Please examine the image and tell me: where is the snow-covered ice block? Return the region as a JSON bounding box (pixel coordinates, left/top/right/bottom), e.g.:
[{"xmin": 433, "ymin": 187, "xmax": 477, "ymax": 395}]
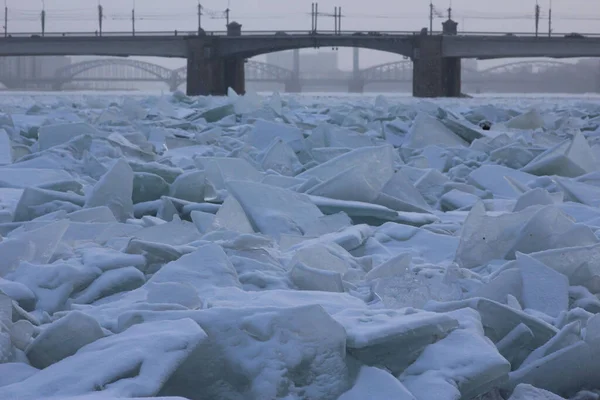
[
  {"xmin": 338, "ymin": 366, "xmax": 416, "ymax": 400},
  {"xmin": 496, "ymin": 323, "xmax": 535, "ymax": 369},
  {"xmin": 468, "ymin": 165, "xmax": 536, "ymax": 198},
  {"xmin": 0, "ymin": 220, "xmax": 69, "ymax": 276},
  {"xmin": 517, "ymin": 253, "xmax": 568, "ymax": 318},
  {"xmin": 0, "ymin": 319, "xmax": 206, "ymax": 399},
  {"xmin": 522, "ymin": 133, "xmax": 598, "ymax": 177},
  {"xmin": 405, "ymin": 112, "xmax": 468, "ymax": 148},
  {"xmin": 8, "ymin": 259, "xmax": 99, "ymax": 316},
  {"xmin": 227, "ymin": 180, "xmax": 324, "ymax": 238},
  {"xmin": 508, "ymin": 384, "xmax": 566, "ymax": 400},
  {"xmin": 25, "ymin": 311, "xmax": 105, "ymax": 369},
  {"xmin": 336, "ymin": 309, "xmax": 458, "ymax": 375},
  {"xmin": 38, "ymin": 122, "xmax": 101, "ymax": 151},
  {"xmin": 158, "ymin": 305, "xmax": 350, "ymax": 400},
  {"xmin": 309, "ymin": 195, "xmax": 438, "ymax": 226},
  {"xmin": 0, "ymin": 363, "xmax": 38, "ymax": 387},
  {"xmin": 507, "ymin": 337, "xmax": 600, "ymax": 397},
  {"xmin": 290, "ymin": 262, "xmax": 345, "ymax": 292},
  {"xmin": 399, "ymin": 309, "xmax": 511, "ymax": 400},
  {"xmin": 149, "ymin": 243, "xmax": 240, "ymax": 292},
  {"xmin": 425, "ymin": 298, "xmax": 558, "ymax": 345},
  {"xmin": 72, "ymin": 267, "xmax": 146, "ymax": 304},
  {"xmin": 85, "ymin": 159, "xmax": 133, "ymax": 222}
]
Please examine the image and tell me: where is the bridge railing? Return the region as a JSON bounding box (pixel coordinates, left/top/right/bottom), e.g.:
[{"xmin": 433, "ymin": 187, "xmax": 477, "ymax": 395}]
[{"xmin": 1, "ymin": 30, "xmax": 600, "ymax": 38}]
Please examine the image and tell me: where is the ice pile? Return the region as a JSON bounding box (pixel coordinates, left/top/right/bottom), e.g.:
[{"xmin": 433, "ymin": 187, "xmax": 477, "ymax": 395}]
[{"xmin": 0, "ymin": 91, "xmax": 600, "ymax": 399}]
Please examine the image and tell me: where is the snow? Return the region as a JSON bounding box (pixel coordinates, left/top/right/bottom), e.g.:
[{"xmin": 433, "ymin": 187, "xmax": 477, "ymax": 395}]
[{"xmin": 1, "ymin": 91, "xmax": 600, "ymax": 399}]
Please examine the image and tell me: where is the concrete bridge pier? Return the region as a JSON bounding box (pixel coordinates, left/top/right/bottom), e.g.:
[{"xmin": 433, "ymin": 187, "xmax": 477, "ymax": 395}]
[
  {"xmin": 413, "ymin": 19, "xmax": 462, "ymax": 98},
  {"xmin": 412, "ymin": 36, "xmax": 462, "ymax": 98},
  {"xmin": 284, "ymin": 79, "xmax": 302, "ymax": 93},
  {"xmin": 186, "ymin": 21, "xmax": 246, "ymax": 96},
  {"xmin": 348, "ymin": 79, "xmax": 364, "ymax": 93}
]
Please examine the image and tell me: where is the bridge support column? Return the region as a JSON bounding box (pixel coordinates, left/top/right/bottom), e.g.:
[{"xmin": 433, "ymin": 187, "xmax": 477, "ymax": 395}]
[
  {"xmin": 185, "ymin": 21, "xmax": 246, "ymax": 97},
  {"xmin": 412, "ymin": 35, "xmax": 461, "ymax": 98},
  {"xmin": 285, "ymin": 79, "xmax": 302, "ymax": 93},
  {"xmin": 348, "ymin": 79, "xmax": 364, "ymax": 93}
]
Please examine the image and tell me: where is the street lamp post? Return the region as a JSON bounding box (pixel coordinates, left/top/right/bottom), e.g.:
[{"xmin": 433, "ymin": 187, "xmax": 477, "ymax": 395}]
[{"xmin": 132, "ymin": 0, "xmax": 135, "ymax": 36}]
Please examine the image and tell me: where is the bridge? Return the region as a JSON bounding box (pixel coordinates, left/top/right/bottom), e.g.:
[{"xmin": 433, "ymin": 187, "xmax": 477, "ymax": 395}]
[
  {"xmin": 4, "ymin": 57, "xmax": 591, "ymax": 94},
  {"xmin": 2, "ymin": 20, "xmax": 600, "ymax": 97}
]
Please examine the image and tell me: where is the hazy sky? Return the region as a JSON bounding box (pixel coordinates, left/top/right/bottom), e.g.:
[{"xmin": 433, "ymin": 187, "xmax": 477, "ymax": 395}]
[{"xmin": 5, "ymin": 0, "xmax": 600, "ymax": 69}]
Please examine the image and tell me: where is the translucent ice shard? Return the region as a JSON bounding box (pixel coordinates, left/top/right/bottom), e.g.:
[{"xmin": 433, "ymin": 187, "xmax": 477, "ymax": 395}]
[
  {"xmin": 85, "ymin": 159, "xmax": 134, "ymax": 222},
  {"xmin": 405, "ymin": 112, "xmax": 468, "ymax": 149}
]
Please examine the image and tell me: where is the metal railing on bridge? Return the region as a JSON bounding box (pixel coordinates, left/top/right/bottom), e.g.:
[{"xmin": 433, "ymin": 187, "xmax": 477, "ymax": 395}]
[{"xmin": 1, "ymin": 30, "xmax": 600, "ymax": 38}]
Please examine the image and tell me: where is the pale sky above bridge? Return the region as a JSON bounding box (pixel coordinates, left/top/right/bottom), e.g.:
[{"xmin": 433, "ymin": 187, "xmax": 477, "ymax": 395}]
[{"xmin": 5, "ymin": 0, "xmax": 600, "ymax": 69}]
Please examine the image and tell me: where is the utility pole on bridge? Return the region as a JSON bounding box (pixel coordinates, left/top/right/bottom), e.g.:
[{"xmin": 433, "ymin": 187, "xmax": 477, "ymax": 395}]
[
  {"xmin": 3, "ymin": 0, "xmax": 6, "ymax": 37},
  {"xmin": 131, "ymin": 0, "xmax": 135, "ymax": 36},
  {"xmin": 97, "ymin": 3, "xmax": 103, "ymax": 36},
  {"xmin": 548, "ymin": 0, "xmax": 552, "ymax": 37},
  {"xmin": 40, "ymin": 0, "xmax": 45, "ymax": 36},
  {"xmin": 197, "ymin": 3, "xmax": 202, "ymax": 34},
  {"xmin": 311, "ymin": 2, "xmax": 319, "ymax": 33},
  {"xmin": 534, "ymin": 1, "xmax": 540, "ymax": 37}
]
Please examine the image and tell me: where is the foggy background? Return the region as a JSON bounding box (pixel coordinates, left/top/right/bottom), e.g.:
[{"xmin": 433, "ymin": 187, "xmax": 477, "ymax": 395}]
[{"xmin": 3, "ymin": 0, "xmax": 600, "ymax": 70}]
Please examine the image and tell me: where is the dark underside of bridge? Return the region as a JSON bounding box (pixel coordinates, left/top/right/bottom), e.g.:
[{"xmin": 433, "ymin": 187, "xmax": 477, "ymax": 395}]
[{"xmin": 185, "ymin": 23, "xmax": 461, "ymax": 98}]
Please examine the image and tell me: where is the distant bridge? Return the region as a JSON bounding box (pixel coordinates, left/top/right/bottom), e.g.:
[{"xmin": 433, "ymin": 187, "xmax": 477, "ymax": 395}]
[
  {"xmin": 3, "ymin": 25, "xmax": 600, "ymax": 97},
  {"xmin": 0, "ymin": 57, "xmax": 591, "ymax": 93}
]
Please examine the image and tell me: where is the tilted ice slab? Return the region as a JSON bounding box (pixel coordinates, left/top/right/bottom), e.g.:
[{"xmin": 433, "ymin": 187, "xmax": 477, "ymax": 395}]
[
  {"xmin": 0, "ymin": 319, "xmax": 206, "ymax": 400},
  {"xmin": 405, "ymin": 112, "xmax": 468, "ymax": 148},
  {"xmin": 522, "ymin": 132, "xmax": 598, "ymax": 177}
]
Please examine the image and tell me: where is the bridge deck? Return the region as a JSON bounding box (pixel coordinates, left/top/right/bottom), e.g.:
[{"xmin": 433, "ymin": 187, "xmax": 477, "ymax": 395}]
[{"xmin": 0, "ymin": 32, "xmax": 600, "ymax": 59}]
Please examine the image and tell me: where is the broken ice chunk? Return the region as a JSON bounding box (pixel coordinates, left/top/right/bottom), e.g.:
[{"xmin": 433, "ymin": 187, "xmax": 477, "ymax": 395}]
[
  {"xmin": 25, "ymin": 311, "xmax": 105, "ymax": 369},
  {"xmin": 338, "ymin": 366, "xmax": 416, "ymax": 400},
  {"xmin": 248, "ymin": 119, "xmax": 305, "ymax": 152},
  {"xmin": 169, "ymin": 170, "xmax": 206, "ymax": 203},
  {"xmin": 522, "ymin": 133, "xmax": 598, "ymax": 178},
  {"xmin": 468, "ymin": 165, "xmax": 536, "ymax": 198},
  {"xmin": 508, "ymin": 384, "xmax": 566, "ymax": 400},
  {"xmin": 85, "ymin": 159, "xmax": 133, "ymax": 222},
  {"xmin": 290, "ymin": 262, "xmax": 345, "ymax": 292},
  {"xmin": 519, "ymin": 254, "xmax": 571, "ymax": 317},
  {"xmin": 337, "ymin": 308, "xmax": 458, "ymax": 375},
  {"xmin": 399, "ymin": 312, "xmax": 511, "ymax": 400},
  {"xmin": 0, "ymin": 319, "xmax": 206, "ymax": 399},
  {"xmin": 405, "ymin": 112, "xmax": 468, "ymax": 148},
  {"xmin": 227, "ymin": 180, "xmax": 324, "ymax": 238},
  {"xmin": 37, "ymin": 122, "xmax": 102, "ymax": 151},
  {"xmin": 0, "ymin": 220, "xmax": 69, "ymax": 276},
  {"xmin": 505, "ymin": 109, "xmax": 544, "ymax": 130},
  {"xmin": 260, "ymin": 138, "xmax": 302, "ymax": 176}
]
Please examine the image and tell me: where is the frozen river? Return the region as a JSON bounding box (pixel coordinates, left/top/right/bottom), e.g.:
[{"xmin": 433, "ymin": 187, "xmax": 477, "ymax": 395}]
[{"xmin": 0, "ymin": 89, "xmax": 598, "ymax": 399}]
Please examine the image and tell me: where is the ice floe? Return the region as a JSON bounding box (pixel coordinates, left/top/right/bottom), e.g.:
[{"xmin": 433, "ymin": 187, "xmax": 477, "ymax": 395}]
[{"xmin": 0, "ymin": 91, "xmax": 598, "ymax": 399}]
